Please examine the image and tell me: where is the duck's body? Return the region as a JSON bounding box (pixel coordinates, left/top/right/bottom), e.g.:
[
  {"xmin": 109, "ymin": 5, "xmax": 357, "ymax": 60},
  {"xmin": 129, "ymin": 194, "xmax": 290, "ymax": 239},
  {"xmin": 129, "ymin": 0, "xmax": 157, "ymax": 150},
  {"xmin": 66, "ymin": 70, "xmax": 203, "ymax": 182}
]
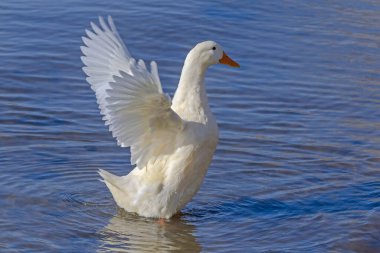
[
  {"xmin": 101, "ymin": 124, "xmax": 218, "ymax": 218},
  {"xmin": 81, "ymin": 16, "xmax": 238, "ymax": 218}
]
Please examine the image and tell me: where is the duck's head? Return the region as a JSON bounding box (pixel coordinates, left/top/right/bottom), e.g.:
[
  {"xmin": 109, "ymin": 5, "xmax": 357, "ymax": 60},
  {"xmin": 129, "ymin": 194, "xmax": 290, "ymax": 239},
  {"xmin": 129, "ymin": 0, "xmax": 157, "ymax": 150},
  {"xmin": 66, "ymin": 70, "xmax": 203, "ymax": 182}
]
[{"xmin": 189, "ymin": 41, "xmax": 240, "ymax": 68}]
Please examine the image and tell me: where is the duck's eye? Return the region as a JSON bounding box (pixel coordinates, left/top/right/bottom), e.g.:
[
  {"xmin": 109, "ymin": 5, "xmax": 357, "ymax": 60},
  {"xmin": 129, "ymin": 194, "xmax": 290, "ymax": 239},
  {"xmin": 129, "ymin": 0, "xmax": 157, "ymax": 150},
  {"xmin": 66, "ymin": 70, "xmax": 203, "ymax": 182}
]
[{"xmin": 212, "ymin": 46, "xmax": 216, "ymax": 50}]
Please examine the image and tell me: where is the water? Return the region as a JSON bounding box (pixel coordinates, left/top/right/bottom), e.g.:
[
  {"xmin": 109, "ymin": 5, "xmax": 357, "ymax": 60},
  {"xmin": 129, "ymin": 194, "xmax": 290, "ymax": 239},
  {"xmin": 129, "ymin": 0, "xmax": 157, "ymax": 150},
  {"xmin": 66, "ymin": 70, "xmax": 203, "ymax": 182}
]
[{"xmin": 1, "ymin": 0, "xmax": 380, "ymax": 252}]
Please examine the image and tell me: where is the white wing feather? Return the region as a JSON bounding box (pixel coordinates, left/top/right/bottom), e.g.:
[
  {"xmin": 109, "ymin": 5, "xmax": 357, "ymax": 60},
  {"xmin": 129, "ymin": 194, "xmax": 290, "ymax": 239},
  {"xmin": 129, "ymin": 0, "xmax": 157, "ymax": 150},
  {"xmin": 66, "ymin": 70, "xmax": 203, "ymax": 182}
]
[{"xmin": 81, "ymin": 16, "xmax": 183, "ymax": 168}]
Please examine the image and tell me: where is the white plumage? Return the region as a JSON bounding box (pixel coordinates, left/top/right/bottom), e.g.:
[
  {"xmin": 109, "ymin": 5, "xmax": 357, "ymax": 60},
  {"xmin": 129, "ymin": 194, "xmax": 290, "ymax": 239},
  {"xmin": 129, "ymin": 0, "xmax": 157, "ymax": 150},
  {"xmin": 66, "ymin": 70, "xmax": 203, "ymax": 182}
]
[{"xmin": 81, "ymin": 16, "xmax": 239, "ymax": 218}]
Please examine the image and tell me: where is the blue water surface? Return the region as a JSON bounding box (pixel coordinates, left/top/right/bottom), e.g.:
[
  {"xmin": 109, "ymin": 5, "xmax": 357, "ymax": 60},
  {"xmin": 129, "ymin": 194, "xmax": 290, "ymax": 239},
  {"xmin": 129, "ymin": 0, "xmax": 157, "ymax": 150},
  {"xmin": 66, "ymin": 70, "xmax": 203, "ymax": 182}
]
[{"xmin": 1, "ymin": 0, "xmax": 380, "ymax": 252}]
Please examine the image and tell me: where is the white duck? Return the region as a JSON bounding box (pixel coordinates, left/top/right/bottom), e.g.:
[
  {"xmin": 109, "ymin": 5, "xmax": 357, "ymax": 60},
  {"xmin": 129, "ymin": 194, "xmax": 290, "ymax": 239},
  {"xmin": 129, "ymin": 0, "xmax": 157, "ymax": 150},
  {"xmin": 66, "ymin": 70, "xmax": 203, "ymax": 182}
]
[{"xmin": 81, "ymin": 16, "xmax": 239, "ymax": 219}]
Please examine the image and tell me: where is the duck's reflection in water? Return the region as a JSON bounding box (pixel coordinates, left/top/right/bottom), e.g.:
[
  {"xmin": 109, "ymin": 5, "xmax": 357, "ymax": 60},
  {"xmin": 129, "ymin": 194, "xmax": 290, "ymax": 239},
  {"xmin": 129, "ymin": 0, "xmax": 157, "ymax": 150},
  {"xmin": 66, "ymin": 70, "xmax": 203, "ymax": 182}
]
[{"xmin": 98, "ymin": 209, "xmax": 201, "ymax": 253}]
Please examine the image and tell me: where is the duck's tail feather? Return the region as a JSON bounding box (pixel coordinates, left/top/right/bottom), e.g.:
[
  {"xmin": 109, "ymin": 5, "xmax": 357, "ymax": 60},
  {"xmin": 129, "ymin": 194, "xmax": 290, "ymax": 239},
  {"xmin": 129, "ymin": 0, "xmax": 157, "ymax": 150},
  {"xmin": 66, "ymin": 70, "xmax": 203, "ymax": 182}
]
[
  {"xmin": 98, "ymin": 169, "xmax": 129, "ymax": 208},
  {"xmin": 98, "ymin": 169, "xmax": 119, "ymax": 188}
]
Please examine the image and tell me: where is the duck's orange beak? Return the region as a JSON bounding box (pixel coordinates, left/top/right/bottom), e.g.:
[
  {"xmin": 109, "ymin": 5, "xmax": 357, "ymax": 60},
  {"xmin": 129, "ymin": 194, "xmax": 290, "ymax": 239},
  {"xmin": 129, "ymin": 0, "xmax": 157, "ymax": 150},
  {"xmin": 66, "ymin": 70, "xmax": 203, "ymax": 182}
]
[{"xmin": 219, "ymin": 51, "xmax": 240, "ymax": 68}]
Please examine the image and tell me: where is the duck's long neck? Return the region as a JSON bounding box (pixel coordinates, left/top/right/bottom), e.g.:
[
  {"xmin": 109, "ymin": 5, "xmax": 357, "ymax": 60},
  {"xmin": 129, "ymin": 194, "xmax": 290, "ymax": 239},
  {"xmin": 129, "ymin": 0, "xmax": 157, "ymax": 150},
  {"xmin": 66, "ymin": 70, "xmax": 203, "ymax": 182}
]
[{"xmin": 172, "ymin": 55, "xmax": 211, "ymax": 122}]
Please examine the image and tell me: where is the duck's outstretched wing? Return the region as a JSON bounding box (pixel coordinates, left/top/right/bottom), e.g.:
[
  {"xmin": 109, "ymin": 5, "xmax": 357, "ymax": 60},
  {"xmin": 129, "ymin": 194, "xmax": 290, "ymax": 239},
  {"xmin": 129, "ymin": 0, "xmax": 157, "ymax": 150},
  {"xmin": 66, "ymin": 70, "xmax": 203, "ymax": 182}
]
[{"xmin": 81, "ymin": 16, "xmax": 184, "ymax": 169}]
